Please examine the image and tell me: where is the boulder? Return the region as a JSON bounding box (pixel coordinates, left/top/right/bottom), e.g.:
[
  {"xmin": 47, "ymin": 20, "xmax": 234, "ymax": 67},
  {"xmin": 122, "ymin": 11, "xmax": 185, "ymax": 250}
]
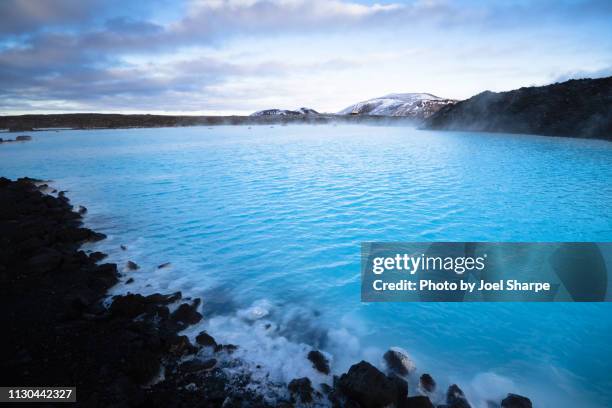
[
  {"xmin": 308, "ymin": 350, "xmax": 330, "ymax": 374},
  {"xmin": 89, "ymin": 251, "xmax": 107, "ymax": 262},
  {"xmin": 171, "ymin": 302, "xmax": 202, "ymax": 325},
  {"xmin": 288, "ymin": 377, "xmax": 313, "ymax": 403},
  {"xmin": 338, "ymin": 360, "xmax": 402, "ymax": 408},
  {"xmin": 419, "ymin": 373, "xmax": 436, "ymax": 393},
  {"xmin": 446, "ymin": 384, "xmax": 471, "ymax": 408},
  {"xmin": 388, "ymin": 374, "xmax": 408, "ymax": 405},
  {"xmin": 404, "ymin": 396, "xmax": 434, "ymax": 408},
  {"xmin": 126, "ymin": 261, "xmax": 139, "ymax": 270},
  {"xmin": 195, "ymin": 331, "xmax": 217, "ymax": 348},
  {"xmin": 501, "ymin": 394, "xmax": 532, "ymax": 408},
  {"xmin": 383, "ymin": 347, "xmax": 415, "ymax": 376}
]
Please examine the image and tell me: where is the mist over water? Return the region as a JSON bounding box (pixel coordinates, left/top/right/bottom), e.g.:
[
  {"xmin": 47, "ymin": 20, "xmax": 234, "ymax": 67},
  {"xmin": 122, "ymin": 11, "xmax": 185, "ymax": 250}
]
[{"xmin": 1, "ymin": 125, "xmax": 611, "ymax": 407}]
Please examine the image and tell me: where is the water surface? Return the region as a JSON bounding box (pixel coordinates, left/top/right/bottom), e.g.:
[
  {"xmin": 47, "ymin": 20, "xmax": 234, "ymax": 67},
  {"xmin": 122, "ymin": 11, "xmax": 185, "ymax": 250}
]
[{"xmin": 1, "ymin": 125, "xmax": 611, "ymax": 407}]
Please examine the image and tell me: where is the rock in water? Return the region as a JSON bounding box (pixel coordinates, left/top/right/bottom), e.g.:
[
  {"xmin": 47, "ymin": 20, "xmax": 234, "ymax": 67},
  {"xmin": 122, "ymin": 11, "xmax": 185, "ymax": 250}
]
[
  {"xmin": 16, "ymin": 135, "xmax": 32, "ymax": 141},
  {"xmin": 501, "ymin": 394, "xmax": 532, "ymax": 408},
  {"xmin": 446, "ymin": 384, "xmax": 471, "ymax": 408},
  {"xmin": 338, "ymin": 360, "xmax": 403, "ymax": 408},
  {"xmin": 195, "ymin": 331, "xmax": 217, "ymax": 348},
  {"xmin": 171, "ymin": 302, "xmax": 202, "ymax": 325},
  {"xmin": 388, "ymin": 374, "xmax": 408, "ymax": 405},
  {"xmin": 307, "ymin": 350, "xmax": 330, "ymax": 374},
  {"xmin": 419, "ymin": 373, "xmax": 436, "ymax": 393},
  {"xmin": 383, "ymin": 347, "xmax": 415, "ymax": 376},
  {"xmin": 158, "ymin": 262, "xmax": 171, "ymax": 269},
  {"xmin": 126, "ymin": 260, "xmax": 139, "ymax": 270},
  {"xmin": 405, "ymin": 395, "xmax": 435, "ymax": 407},
  {"xmin": 288, "ymin": 377, "xmax": 313, "ymax": 403}
]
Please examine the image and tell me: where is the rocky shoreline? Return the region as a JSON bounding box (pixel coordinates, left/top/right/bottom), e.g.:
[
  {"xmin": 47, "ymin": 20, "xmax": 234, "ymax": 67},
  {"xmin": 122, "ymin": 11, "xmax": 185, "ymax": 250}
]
[
  {"xmin": 0, "ymin": 113, "xmax": 416, "ymax": 132},
  {"xmin": 0, "ymin": 177, "xmax": 533, "ymax": 407}
]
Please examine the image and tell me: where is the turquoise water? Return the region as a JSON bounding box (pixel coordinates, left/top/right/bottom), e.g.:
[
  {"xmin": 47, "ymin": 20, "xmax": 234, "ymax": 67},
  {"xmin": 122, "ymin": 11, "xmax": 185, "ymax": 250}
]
[{"xmin": 1, "ymin": 125, "xmax": 611, "ymax": 407}]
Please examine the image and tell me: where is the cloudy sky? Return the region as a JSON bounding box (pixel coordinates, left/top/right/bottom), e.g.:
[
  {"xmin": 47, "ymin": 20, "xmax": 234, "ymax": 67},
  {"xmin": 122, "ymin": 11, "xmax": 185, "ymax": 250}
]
[{"xmin": 1, "ymin": 0, "xmax": 611, "ymax": 115}]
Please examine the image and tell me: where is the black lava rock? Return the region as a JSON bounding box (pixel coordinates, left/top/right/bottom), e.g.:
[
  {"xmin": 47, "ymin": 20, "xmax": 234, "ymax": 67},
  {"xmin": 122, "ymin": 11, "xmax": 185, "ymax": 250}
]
[
  {"xmin": 419, "ymin": 373, "xmax": 436, "ymax": 393},
  {"xmin": 446, "ymin": 384, "xmax": 471, "ymax": 408},
  {"xmin": 195, "ymin": 331, "xmax": 217, "ymax": 348},
  {"xmin": 308, "ymin": 350, "xmax": 330, "ymax": 374},
  {"xmin": 501, "ymin": 394, "xmax": 532, "ymax": 408},
  {"xmin": 338, "ymin": 360, "xmax": 403, "ymax": 408},
  {"xmin": 288, "ymin": 377, "xmax": 313, "ymax": 403}
]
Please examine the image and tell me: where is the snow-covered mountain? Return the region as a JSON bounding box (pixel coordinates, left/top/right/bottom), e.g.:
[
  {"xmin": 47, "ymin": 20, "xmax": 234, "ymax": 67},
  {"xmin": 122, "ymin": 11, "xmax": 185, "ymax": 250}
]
[
  {"xmin": 338, "ymin": 93, "xmax": 457, "ymax": 119},
  {"xmin": 250, "ymin": 107, "xmax": 318, "ymax": 116}
]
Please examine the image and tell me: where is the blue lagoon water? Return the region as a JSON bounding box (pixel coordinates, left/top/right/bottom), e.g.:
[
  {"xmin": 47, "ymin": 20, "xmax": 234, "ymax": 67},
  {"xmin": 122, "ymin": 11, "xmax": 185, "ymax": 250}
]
[{"xmin": 1, "ymin": 125, "xmax": 611, "ymax": 407}]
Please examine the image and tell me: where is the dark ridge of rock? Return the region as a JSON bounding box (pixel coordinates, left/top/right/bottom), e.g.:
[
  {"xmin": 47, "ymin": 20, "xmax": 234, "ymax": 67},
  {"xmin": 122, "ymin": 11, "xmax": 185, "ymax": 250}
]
[
  {"xmin": 446, "ymin": 384, "xmax": 471, "ymax": 408},
  {"xmin": 0, "ymin": 112, "xmax": 418, "ymax": 131},
  {"xmin": 179, "ymin": 358, "xmax": 217, "ymax": 374},
  {"xmin": 404, "ymin": 395, "xmax": 434, "ymax": 408},
  {"xmin": 388, "ymin": 374, "xmax": 408, "ymax": 405},
  {"xmin": 426, "ymin": 76, "xmax": 612, "ymax": 140},
  {"xmin": 338, "ymin": 360, "xmax": 403, "ymax": 408},
  {"xmin": 501, "ymin": 394, "xmax": 532, "ymax": 408},
  {"xmin": 171, "ymin": 301, "xmax": 203, "ymax": 326},
  {"xmin": 308, "ymin": 350, "xmax": 331, "ymax": 374},
  {"xmin": 89, "ymin": 251, "xmax": 107, "ymax": 262},
  {"xmin": 195, "ymin": 331, "xmax": 218, "ymax": 348},
  {"xmin": 419, "ymin": 373, "xmax": 436, "ymax": 392},
  {"xmin": 0, "ymin": 177, "xmax": 272, "ymax": 407},
  {"xmin": 0, "ymin": 135, "xmax": 33, "ymax": 143},
  {"xmin": 288, "ymin": 377, "xmax": 314, "ymax": 403},
  {"xmin": 126, "ymin": 260, "xmax": 139, "ymax": 270},
  {"xmin": 383, "ymin": 348, "xmax": 414, "ymax": 376}
]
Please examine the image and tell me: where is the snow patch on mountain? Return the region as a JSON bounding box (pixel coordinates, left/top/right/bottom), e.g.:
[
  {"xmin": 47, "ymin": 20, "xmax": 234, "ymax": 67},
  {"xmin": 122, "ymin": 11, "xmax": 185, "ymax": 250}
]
[
  {"xmin": 338, "ymin": 93, "xmax": 457, "ymax": 118},
  {"xmin": 250, "ymin": 107, "xmax": 319, "ymax": 116}
]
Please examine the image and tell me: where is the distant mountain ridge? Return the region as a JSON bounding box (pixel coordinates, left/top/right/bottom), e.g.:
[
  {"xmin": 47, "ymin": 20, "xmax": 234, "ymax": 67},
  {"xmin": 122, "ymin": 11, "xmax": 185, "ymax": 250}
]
[
  {"xmin": 250, "ymin": 107, "xmax": 318, "ymax": 116},
  {"xmin": 426, "ymin": 77, "xmax": 612, "ymax": 140},
  {"xmin": 338, "ymin": 93, "xmax": 457, "ymax": 119}
]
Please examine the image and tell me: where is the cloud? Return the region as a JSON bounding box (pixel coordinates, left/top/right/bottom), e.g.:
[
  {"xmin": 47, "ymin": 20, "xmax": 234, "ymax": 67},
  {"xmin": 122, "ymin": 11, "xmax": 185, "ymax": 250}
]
[{"xmin": 1, "ymin": 0, "xmax": 612, "ymax": 114}]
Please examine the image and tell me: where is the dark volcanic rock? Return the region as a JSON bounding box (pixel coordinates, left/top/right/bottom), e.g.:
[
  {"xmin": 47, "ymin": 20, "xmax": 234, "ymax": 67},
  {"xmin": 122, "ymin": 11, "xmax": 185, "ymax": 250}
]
[
  {"xmin": 195, "ymin": 331, "xmax": 217, "ymax": 348},
  {"xmin": 288, "ymin": 377, "xmax": 313, "ymax": 403},
  {"xmin": 388, "ymin": 374, "xmax": 408, "ymax": 405},
  {"xmin": 404, "ymin": 395, "xmax": 434, "ymax": 408},
  {"xmin": 126, "ymin": 260, "xmax": 139, "ymax": 270},
  {"xmin": 0, "ymin": 177, "xmax": 273, "ymax": 408},
  {"xmin": 89, "ymin": 251, "xmax": 107, "ymax": 262},
  {"xmin": 338, "ymin": 360, "xmax": 403, "ymax": 408},
  {"xmin": 426, "ymin": 76, "xmax": 612, "ymax": 140},
  {"xmin": 171, "ymin": 302, "xmax": 203, "ymax": 326},
  {"xmin": 180, "ymin": 358, "xmax": 217, "ymax": 373},
  {"xmin": 419, "ymin": 373, "xmax": 436, "ymax": 393},
  {"xmin": 501, "ymin": 394, "xmax": 532, "ymax": 408},
  {"xmin": 308, "ymin": 350, "xmax": 330, "ymax": 374},
  {"xmin": 446, "ymin": 384, "xmax": 471, "ymax": 408},
  {"xmin": 383, "ymin": 348, "xmax": 414, "ymax": 376}
]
